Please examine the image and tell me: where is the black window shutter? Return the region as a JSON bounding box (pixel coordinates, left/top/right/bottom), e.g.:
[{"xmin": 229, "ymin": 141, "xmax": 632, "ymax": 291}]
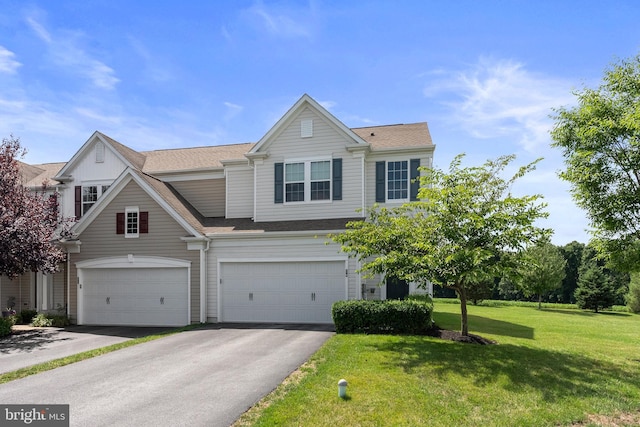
[
  {"xmin": 75, "ymin": 186, "xmax": 82, "ymax": 218},
  {"xmin": 332, "ymin": 158, "xmax": 342, "ymax": 201},
  {"xmin": 140, "ymin": 212, "xmax": 149, "ymax": 233},
  {"xmin": 116, "ymin": 213, "xmax": 125, "ymax": 234},
  {"xmin": 274, "ymin": 162, "xmax": 284, "ymax": 204},
  {"xmin": 410, "ymin": 158, "xmax": 421, "ymax": 201},
  {"xmin": 375, "ymin": 161, "xmax": 386, "ymax": 203}
]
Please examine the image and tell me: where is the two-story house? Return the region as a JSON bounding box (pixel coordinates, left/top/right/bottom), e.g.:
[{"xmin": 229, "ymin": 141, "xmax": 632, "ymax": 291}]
[{"xmin": 1, "ymin": 94, "xmax": 435, "ymax": 326}]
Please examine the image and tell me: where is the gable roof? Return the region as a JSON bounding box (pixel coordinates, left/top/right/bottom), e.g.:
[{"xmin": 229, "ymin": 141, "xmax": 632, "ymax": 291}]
[
  {"xmin": 72, "ymin": 167, "xmax": 204, "ymax": 237},
  {"xmin": 248, "ymin": 94, "xmax": 369, "ymax": 155},
  {"xmin": 54, "ymin": 131, "xmax": 146, "ymax": 181}
]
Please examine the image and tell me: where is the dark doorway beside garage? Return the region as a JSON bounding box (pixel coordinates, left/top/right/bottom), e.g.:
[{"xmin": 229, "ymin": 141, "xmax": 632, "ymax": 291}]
[{"xmin": 386, "ymin": 276, "xmax": 409, "ymax": 300}]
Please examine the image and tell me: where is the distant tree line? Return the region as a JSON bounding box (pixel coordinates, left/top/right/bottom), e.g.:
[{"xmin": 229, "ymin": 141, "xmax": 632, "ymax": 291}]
[{"xmin": 433, "ymin": 241, "xmax": 630, "ymax": 312}]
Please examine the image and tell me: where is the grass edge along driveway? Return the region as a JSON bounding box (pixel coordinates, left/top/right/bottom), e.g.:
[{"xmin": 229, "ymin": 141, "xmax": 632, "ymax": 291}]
[
  {"xmin": 234, "ymin": 303, "xmax": 640, "ymax": 427},
  {"xmin": 0, "ymin": 324, "xmax": 202, "ymax": 384}
]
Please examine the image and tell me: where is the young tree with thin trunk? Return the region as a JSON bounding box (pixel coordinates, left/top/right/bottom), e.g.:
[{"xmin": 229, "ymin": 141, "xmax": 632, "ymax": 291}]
[
  {"xmin": 514, "ymin": 242, "xmax": 566, "ymax": 309},
  {"xmin": 0, "ymin": 136, "xmax": 66, "ymax": 278},
  {"xmin": 332, "ymin": 154, "xmax": 550, "ymax": 336}
]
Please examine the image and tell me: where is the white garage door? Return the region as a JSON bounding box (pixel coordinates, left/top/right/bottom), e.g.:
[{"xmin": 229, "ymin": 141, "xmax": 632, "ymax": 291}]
[
  {"xmin": 81, "ymin": 267, "xmax": 189, "ymax": 326},
  {"xmin": 220, "ymin": 260, "xmax": 346, "ymax": 323}
]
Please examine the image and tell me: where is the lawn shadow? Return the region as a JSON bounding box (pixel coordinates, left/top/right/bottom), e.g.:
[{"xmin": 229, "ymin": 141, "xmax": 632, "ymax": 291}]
[
  {"xmin": 433, "ymin": 312, "xmax": 534, "ymax": 339},
  {"xmin": 374, "ymin": 337, "xmax": 640, "ymax": 404}
]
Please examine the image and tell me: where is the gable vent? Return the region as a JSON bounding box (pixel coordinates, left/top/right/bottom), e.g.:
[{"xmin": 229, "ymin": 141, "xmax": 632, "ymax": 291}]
[
  {"xmin": 301, "ymin": 119, "xmax": 313, "ymax": 138},
  {"xmin": 95, "ymin": 142, "xmax": 105, "ymax": 163}
]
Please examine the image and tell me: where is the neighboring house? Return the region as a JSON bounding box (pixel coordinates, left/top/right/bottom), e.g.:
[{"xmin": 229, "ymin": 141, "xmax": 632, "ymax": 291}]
[{"xmin": 0, "ymin": 94, "xmax": 435, "ymax": 326}]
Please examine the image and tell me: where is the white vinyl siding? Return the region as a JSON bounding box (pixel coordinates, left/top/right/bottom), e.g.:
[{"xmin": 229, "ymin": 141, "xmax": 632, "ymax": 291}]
[
  {"xmin": 254, "ymin": 108, "xmax": 362, "ymax": 221},
  {"xmin": 170, "ymin": 178, "xmax": 226, "ymax": 217},
  {"xmin": 226, "ymin": 168, "xmax": 254, "ymax": 218},
  {"xmin": 68, "ymin": 181, "xmax": 200, "ymax": 323}
]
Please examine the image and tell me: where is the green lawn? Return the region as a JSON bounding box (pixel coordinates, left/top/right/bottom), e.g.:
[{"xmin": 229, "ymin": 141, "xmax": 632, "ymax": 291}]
[{"xmin": 235, "ymin": 303, "xmax": 640, "ymax": 427}]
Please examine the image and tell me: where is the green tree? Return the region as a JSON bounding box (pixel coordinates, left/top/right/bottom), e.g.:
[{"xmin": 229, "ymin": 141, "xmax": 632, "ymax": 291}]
[
  {"xmin": 575, "ymin": 246, "xmax": 624, "ymax": 312},
  {"xmin": 332, "ymin": 154, "xmax": 550, "ymax": 336},
  {"xmin": 556, "ymin": 241, "xmax": 584, "ymax": 303},
  {"xmin": 626, "ymin": 272, "xmax": 640, "ymax": 313},
  {"xmin": 551, "ymin": 54, "xmax": 640, "ymax": 269},
  {"xmin": 513, "ymin": 242, "xmax": 566, "ymax": 309}
]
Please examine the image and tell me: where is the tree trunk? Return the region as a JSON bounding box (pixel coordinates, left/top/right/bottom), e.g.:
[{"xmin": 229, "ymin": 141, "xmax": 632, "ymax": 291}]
[
  {"xmin": 458, "ymin": 285, "xmax": 469, "ymax": 336},
  {"xmin": 538, "ymin": 294, "xmax": 542, "ymax": 310}
]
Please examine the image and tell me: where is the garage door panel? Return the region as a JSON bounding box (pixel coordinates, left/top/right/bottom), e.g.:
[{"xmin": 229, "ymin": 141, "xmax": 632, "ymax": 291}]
[
  {"xmin": 81, "ymin": 267, "xmax": 188, "ymax": 327},
  {"xmin": 220, "ymin": 261, "xmax": 346, "ymax": 323}
]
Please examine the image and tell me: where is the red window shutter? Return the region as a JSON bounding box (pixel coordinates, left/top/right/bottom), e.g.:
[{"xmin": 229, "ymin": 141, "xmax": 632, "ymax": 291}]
[
  {"xmin": 116, "ymin": 213, "xmax": 125, "ymax": 234},
  {"xmin": 75, "ymin": 186, "xmax": 82, "ymax": 218},
  {"xmin": 140, "ymin": 211, "xmax": 149, "ymax": 233}
]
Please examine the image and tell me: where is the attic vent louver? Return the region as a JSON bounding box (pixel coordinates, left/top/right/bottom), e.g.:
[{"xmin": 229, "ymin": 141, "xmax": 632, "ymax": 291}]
[
  {"xmin": 301, "ymin": 119, "xmax": 313, "ymax": 138},
  {"xmin": 95, "ymin": 142, "xmax": 105, "ymax": 163}
]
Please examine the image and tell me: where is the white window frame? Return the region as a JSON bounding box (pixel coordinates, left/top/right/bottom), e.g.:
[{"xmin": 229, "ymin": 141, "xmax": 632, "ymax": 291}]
[
  {"xmin": 284, "ymin": 158, "xmax": 332, "ymax": 203},
  {"xmin": 82, "ymin": 182, "xmax": 111, "ymax": 214},
  {"xmin": 125, "ymin": 206, "xmax": 140, "ymax": 238},
  {"xmin": 386, "ymin": 160, "xmax": 409, "ymax": 202}
]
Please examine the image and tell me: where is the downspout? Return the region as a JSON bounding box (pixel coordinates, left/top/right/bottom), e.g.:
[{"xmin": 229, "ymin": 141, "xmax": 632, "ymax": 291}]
[
  {"xmin": 66, "ymin": 253, "xmax": 70, "ymax": 318},
  {"xmin": 200, "ymin": 239, "xmax": 210, "ymax": 323}
]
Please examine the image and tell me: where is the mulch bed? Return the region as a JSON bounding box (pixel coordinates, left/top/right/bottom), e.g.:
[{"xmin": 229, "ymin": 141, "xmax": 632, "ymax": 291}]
[{"xmin": 426, "ymin": 326, "xmax": 497, "ymax": 345}]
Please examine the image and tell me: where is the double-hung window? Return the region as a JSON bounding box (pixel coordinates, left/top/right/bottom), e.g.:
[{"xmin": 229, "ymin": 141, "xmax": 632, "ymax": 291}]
[
  {"xmin": 375, "ymin": 159, "xmax": 421, "ymax": 203},
  {"xmin": 116, "ymin": 207, "xmax": 148, "ymax": 237},
  {"xmin": 275, "ymin": 158, "xmax": 342, "ymax": 204},
  {"xmin": 285, "ymin": 162, "xmax": 305, "ymax": 202},
  {"xmin": 282, "ymin": 160, "xmax": 332, "ymax": 202},
  {"xmin": 387, "ymin": 160, "xmax": 408, "ymax": 200},
  {"xmin": 80, "ymin": 184, "xmax": 110, "ymax": 216},
  {"xmin": 125, "ymin": 207, "xmax": 139, "ymax": 238}
]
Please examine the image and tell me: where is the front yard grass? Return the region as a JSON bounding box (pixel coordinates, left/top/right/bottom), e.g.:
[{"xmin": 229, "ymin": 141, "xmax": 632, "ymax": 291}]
[{"xmin": 235, "ymin": 303, "xmax": 640, "ymax": 427}]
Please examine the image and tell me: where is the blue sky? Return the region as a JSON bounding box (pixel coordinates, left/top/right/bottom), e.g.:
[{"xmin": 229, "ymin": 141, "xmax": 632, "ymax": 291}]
[{"xmin": 1, "ymin": 1, "xmax": 639, "ymax": 245}]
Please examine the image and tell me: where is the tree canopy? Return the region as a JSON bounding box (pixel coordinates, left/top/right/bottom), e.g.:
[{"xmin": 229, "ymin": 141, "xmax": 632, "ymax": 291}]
[
  {"xmin": 332, "ymin": 154, "xmax": 550, "ymax": 336},
  {"xmin": 513, "ymin": 241, "xmax": 566, "ymax": 309},
  {"xmin": 0, "ymin": 136, "xmax": 66, "ymax": 278},
  {"xmin": 551, "ymin": 54, "xmax": 640, "ymax": 269}
]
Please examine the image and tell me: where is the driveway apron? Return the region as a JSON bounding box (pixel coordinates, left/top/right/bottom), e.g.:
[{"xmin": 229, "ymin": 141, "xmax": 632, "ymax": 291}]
[{"xmin": 0, "ymin": 324, "xmax": 333, "ymax": 426}]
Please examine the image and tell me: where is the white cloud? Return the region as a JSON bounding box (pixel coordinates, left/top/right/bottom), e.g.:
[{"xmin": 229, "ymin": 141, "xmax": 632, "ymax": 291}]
[
  {"xmin": 318, "ymin": 100, "xmax": 336, "ymax": 110},
  {"xmin": 424, "ymin": 57, "xmax": 575, "ymax": 152},
  {"xmin": 247, "ymin": 1, "xmax": 313, "ymax": 38},
  {"xmin": 0, "ymin": 46, "xmax": 21, "ymax": 73},
  {"xmin": 25, "ymin": 13, "xmax": 120, "ymax": 90},
  {"xmin": 223, "ymin": 102, "xmax": 243, "ymax": 121}
]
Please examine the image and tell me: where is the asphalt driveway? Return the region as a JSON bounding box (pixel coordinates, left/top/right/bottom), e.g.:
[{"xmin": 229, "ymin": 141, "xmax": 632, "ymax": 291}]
[{"xmin": 0, "ymin": 324, "xmax": 334, "ymax": 426}]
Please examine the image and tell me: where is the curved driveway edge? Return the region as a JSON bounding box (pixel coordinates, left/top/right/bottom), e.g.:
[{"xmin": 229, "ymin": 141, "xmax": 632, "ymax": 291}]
[{"xmin": 0, "ymin": 324, "xmax": 334, "ymax": 426}]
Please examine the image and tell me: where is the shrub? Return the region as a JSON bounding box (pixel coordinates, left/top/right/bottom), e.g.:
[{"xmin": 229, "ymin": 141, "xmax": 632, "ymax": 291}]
[
  {"xmin": 18, "ymin": 309, "xmax": 38, "ymax": 325},
  {"xmin": 0, "ymin": 317, "xmax": 12, "ymax": 337},
  {"xmin": 49, "ymin": 315, "xmax": 70, "ymax": 327},
  {"xmin": 31, "ymin": 313, "xmax": 53, "ymax": 327},
  {"xmin": 332, "ymin": 298, "xmax": 434, "ymax": 334},
  {"xmin": 31, "ymin": 313, "xmax": 70, "ymax": 327}
]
